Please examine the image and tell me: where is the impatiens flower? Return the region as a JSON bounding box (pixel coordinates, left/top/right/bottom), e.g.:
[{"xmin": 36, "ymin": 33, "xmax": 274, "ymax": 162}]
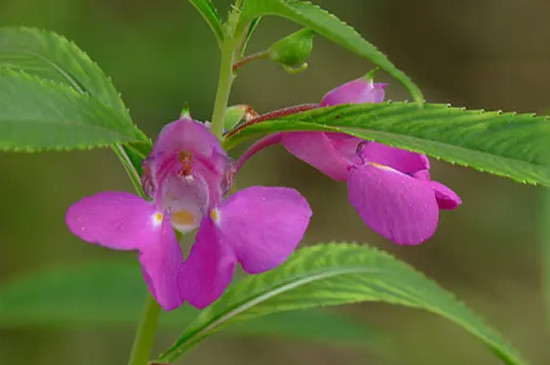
[
  {"xmin": 66, "ymin": 119, "xmax": 312, "ymax": 310},
  {"xmin": 237, "ymin": 74, "xmax": 461, "ymax": 245}
]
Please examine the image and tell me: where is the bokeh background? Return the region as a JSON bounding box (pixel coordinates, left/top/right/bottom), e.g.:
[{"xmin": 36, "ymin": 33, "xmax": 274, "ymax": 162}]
[{"xmin": 0, "ymin": 0, "xmax": 548, "ymax": 364}]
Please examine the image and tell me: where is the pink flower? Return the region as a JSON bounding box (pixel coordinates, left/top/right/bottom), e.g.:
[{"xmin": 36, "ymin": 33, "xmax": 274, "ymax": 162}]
[
  {"xmin": 239, "ymin": 74, "xmax": 461, "ymax": 245},
  {"xmin": 66, "ymin": 119, "xmax": 312, "ymax": 310}
]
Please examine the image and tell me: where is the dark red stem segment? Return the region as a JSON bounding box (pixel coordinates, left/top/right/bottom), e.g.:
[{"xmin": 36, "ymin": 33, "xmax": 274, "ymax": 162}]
[{"xmin": 226, "ymin": 103, "xmax": 318, "ymax": 138}]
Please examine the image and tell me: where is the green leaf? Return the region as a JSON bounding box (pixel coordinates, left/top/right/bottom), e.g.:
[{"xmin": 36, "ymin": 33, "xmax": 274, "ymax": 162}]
[
  {"xmin": 0, "ymin": 70, "xmax": 146, "ymax": 151},
  {"xmin": 224, "ymin": 102, "xmax": 549, "ymax": 186},
  {"xmin": 0, "ymin": 27, "xmax": 150, "ymax": 177},
  {"xmin": 0, "ymin": 27, "xmax": 129, "ymax": 117},
  {"xmin": 187, "ymin": 0, "xmax": 224, "ymax": 45},
  {"xmin": 238, "ymin": 0, "xmax": 423, "ymax": 105},
  {"xmin": 159, "ymin": 244, "xmax": 527, "ymax": 365},
  {"xmin": 239, "ymin": 17, "xmax": 262, "ymax": 57},
  {"xmin": 0, "ymin": 260, "xmax": 377, "ymax": 347}
]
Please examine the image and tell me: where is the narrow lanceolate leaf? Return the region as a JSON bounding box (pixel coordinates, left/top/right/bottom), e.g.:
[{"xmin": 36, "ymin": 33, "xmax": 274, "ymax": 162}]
[
  {"xmin": 0, "ymin": 260, "xmax": 377, "ymax": 347},
  {"xmin": 159, "ymin": 244, "xmax": 528, "ymax": 365},
  {"xmin": 238, "ymin": 0, "xmax": 423, "ymax": 105},
  {"xmin": 240, "ymin": 17, "xmax": 262, "ymax": 57},
  {"xmin": 0, "ymin": 70, "xmax": 145, "ymax": 150},
  {"xmin": 225, "ymin": 102, "xmax": 550, "ymax": 185},
  {"xmin": 0, "ymin": 27, "xmax": 128, "ymax": 117},
  {"xmin": 187, "ymin": 0, "xmax": 224, "ymax": 44},
  {"xmin": 0, "ymin": 27, "xmax": 150, "ymax": 176}
]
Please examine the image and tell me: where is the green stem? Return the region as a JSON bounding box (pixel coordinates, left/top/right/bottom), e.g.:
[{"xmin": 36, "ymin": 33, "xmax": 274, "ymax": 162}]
[
  {"xmin": 210, "ymin": 39, "xmax": 237, "ymax": 139},
  {"xmin": 210, "ymin": 3, "xmax": 246, "ymax": 139},
  {"xmin": 127, "ymin": 294, "xmax": 162, "ymax": 365}
]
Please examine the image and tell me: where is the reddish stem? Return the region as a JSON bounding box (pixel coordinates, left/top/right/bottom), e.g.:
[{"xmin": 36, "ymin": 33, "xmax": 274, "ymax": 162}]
[
  {"xmin": 226, "ymin": 103, "xmax": 318, "ymax": 138},
  {"xmin": 232, "ymin": 51, "xmax": 269, "ymax": 72}
]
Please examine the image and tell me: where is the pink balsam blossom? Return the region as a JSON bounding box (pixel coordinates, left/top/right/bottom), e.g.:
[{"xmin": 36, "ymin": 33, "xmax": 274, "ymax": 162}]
[
  {"xmin": 240, "ymin": 74, "xmax": 461, "ymax": 245},
  {"xmin": 66, "ymin": 119, "xmax": 312, "ymax": 310}
]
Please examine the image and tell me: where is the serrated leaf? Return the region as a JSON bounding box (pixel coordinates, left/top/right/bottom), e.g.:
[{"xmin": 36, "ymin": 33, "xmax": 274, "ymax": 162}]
[
  {"xmin": 238, "ymin": 0, "xmax": 423, "ymax": 105},
  {"xmin": 159, "ymin": 244, "xmax": 527, "ymax": 365},
  {"xmin": 187, "ymin": 0, "xmax": 224, "ymax": 45},
  {"xmin": 0, "ymin": 27, "xmax": 150, "ymax": 178},
  {"xmin": 224, "ymin": 102, "xmax": 550, "ymax": 186},
  {"xmin": 0, "ymin": 70, "xmax": 146, "ymax": 150},
  {"xmin": 0, "ymin": 260, "xmax": 377, "ymax": 347},
  {"xmin": 0, "ymin": 27, "xmax": 128, "ymax": 117}
]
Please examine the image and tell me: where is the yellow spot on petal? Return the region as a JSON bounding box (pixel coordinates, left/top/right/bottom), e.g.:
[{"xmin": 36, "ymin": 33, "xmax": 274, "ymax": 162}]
[
  {"xmin": 172, "ymin": 210, "xmax": 196, "ymax": 227},
  {"xmin": 153, "ymin": 212, "xmax": 164, "ymax": 226},
  {"xmin": 210, "ymin": 208, "xmax": 220, "ymax": 224}
]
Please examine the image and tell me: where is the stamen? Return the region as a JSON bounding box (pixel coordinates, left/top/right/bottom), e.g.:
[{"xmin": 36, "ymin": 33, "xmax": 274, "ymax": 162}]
[{"xmin": 178, "ymin": 150, "xmax": 193, "ymax": 177}]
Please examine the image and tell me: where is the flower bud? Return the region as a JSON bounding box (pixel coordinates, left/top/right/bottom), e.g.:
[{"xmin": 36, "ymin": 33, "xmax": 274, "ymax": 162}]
[
  {"xmin": 268, "ymin": 28, "xmax": 314, "ymax": 73},
  {"xmin": 224, "ymin": 104, "xmax": 259, "ymax": 131}
]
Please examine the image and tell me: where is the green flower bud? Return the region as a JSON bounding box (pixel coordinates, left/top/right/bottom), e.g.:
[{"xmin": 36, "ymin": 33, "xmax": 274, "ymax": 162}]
[
  {"xmin": 268, "ymin": 28, "xmax": 314, "ymax": 73},
  {"xmin": 224, "ymin": 104, "xmax": 258, "ymax": 131}
]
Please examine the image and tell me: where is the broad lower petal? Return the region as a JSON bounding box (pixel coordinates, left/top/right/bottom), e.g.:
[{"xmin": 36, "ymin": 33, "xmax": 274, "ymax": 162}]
[
  {"xmin": 66, "ymin": 192, "xmax": 159, "ymax": 250},
  {"xmin": 282, "ymin": 132, "xmax": 352, "ymax": 181},
  {"xmin": 66, "ymin": 191, "xmax": 183, "ymax": 310},
  {"xmin": 320, "ymin": 78, "xmax": 386, "ymax": 106},
  {"xmin": 179, "ymin": 218, "xmax": 237, "ymax": 309},
  {"xmin": 430, "ymin": 181, "xmax": 462, "ymax": 210},
  {"xmin": 360, "ymin": 142, "xmax": 430, "ymax": 174},
  {"xmin": 139, "ymin": 218, "xmax": 184, "ymax": 310},
  {"xmin": 348, "ymin": 164, "xmax": 439, "ymax": 245},
  {"xmin": 214, "ymin": 186, "xmax": 312, "ymax": 273}
]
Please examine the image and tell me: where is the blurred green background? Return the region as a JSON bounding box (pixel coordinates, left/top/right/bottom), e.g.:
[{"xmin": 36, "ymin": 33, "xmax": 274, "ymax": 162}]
[{"xmin": 0, "ymin": 0, "xmax": 547, "ymax": 364}]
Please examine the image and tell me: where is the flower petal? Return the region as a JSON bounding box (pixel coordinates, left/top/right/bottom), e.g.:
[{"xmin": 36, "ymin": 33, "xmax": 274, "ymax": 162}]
[
  {"xmin": 320, "ymin": 77, "xmax": 386, "ymax": 106},
  {"xmin": 160, "ymin": 173, "xmax": 210, "ymax": 234},
  {"xmin": 66, "ymin": 192, "xmax": 184, "ymax": 310},
  {"xmin": 347, "ymin": 164, "xmax": 439, "ymax": 245},
  {"xmin": 179, "ymin": 218, "xmax": 237, "ymax": 309},
  {"xmin": 360, "ymin": 142, "xmax": 430, "ymax": 174},
  {"xmin": 142, "ymin": 119, "xmax": 231, "ymax": 200},
  {"xmin": 214, "ymin": 186, "xmax": 312, "ymax": 273},
  {"xmin": 139, "ymin": 218, "xmax": 184, "ymax": 310},
  {"xmin": 412, "ymin": 169, "xmax": 431, "ymax": 181},
  {"xmin": 65, "ymin": 192, "xmax": 159, "ymax": 250},
  {"xmin": 429, "ymin": 181, "xmax": 462, "ymax": 210},
  {"xmin": 282, "ymin": 132, "xmax": 353, "ymax": 181},
  {"xmin": 152, "ymin": 118, "xmax": 227, "ymax": 173}
]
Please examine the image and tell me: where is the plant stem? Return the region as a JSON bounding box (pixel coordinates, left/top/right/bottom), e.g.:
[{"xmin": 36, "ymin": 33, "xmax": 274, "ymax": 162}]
[
  {"xmin": 232, "ymin": 50, "xmax": 269, "ymax": 72},
  {"xmin": 127, "ymin": 294, "xmax": 162, "ymax": 365},
  {"xmin": 210, "ymin": 2, "xmax": 247, "ymax": 139},
  {"xmin": 210, "ymin": 39, "xmax": 237, "ymax": 139}
]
